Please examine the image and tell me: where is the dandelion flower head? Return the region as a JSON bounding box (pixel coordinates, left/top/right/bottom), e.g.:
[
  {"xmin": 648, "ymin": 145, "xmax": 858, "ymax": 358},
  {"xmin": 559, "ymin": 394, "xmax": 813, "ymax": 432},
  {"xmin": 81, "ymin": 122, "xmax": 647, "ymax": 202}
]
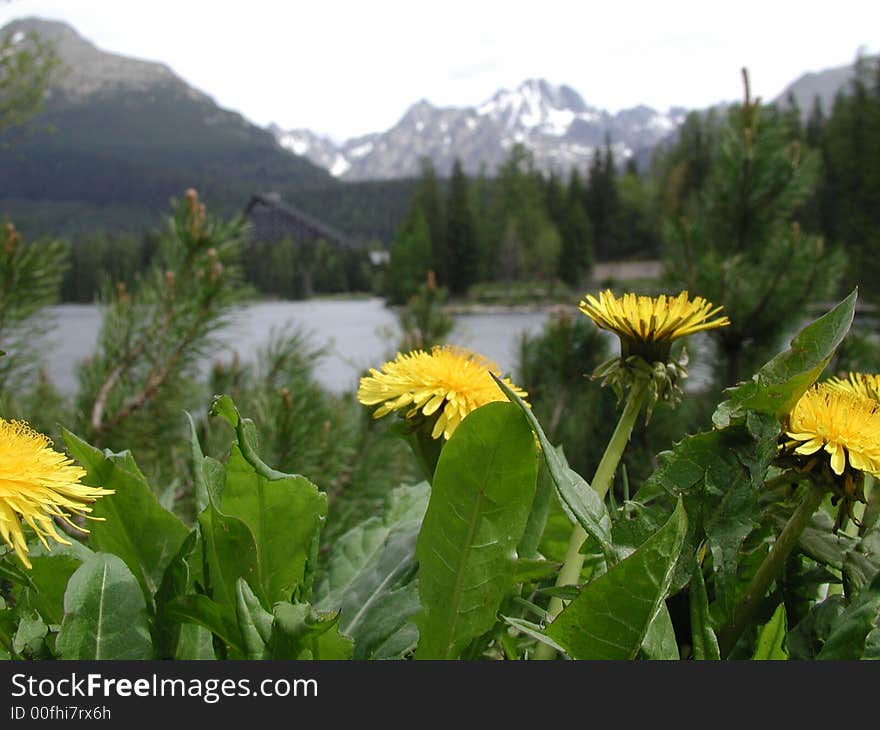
[
  {"xmin": 579, "ymin": 290, "xmax": 729, "ymax": 361},
  {"xmin": 785, "ymin": 383, "xmax": 880, "ymax": 477},
  {"xmin": 0, "ymin": 419, "xmax": 112, "ymax": 568},
  {"xmin": 357, "ymin": 345, "xmax": 528, "ymax": 440},
  {"xmin": 825, "ymin": 372, "xmax": 880, "ymax": 404}
]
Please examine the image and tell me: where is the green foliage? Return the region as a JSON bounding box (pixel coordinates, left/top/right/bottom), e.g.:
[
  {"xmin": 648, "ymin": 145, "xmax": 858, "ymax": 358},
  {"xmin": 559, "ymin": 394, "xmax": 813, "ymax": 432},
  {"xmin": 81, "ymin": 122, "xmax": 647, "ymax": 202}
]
[
  {"xmin": 73, "ymin": 190, "xmax": 249, "ymax": 486},
  {"xmin": 56, "ymin": 553, "xmax": 153, "ymax": 660},
  {"xmin": 61, "ymin": 428, "xmax": 190, "ymax": 606},
  {"xmin": 663, "ymin": 74, "xmax": 846, "ymax": 388},
  {"xmin": 315, "ymin": 483, "xmax": 428, "ymax": 659},
  {"xmin": 414, "ymin": 401, "xmax": 538, "ymax": 659},
  {"xmin": 0, "ymin": 221, "xmax": 69, "ymax": 403},
  {"xmin": 545, "ymin": 500, "xmax": 687, "ymax": 659}
]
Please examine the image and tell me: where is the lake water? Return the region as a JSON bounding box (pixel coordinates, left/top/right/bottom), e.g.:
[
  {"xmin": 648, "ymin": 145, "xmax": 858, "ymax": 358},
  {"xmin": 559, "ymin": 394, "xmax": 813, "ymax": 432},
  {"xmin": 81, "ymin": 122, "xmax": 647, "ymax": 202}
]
[{"xmin": 40, "ymin": 298, "xmax": 557, "ymax": 396}]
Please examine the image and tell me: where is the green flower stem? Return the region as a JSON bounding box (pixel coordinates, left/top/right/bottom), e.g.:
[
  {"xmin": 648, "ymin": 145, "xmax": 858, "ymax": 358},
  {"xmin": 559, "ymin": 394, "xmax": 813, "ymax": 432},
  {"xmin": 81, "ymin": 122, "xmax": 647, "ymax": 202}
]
[
  {"xmin": 533, "ymin": 373, "xmax": 650, "ymax": 660},
  {"xmin": 717, "ymin": 482, "xmax": 826, "ymax": 658}
]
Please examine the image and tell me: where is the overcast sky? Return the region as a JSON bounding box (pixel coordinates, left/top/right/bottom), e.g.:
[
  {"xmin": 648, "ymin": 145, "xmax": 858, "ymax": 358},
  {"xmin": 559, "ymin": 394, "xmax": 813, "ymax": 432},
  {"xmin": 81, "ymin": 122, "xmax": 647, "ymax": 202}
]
[{"xmin": 1, "ymin": 0, "xmax": 878, "ymax": 141}]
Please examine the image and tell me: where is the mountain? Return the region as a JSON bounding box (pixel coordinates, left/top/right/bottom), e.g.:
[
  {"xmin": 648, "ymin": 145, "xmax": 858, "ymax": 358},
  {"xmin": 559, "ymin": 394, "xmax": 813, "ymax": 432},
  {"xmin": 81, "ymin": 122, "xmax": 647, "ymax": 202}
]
[
  {"xmin": 0, "ymin": 17, "xmax": 332, "ymax": 235},
  {"xmin": 774, "ymin": 55, "xmax": 876, "ymax": 117},
  {"xmin": 275, "ymin": 79, "xmax": 688, "ymax": 180}
]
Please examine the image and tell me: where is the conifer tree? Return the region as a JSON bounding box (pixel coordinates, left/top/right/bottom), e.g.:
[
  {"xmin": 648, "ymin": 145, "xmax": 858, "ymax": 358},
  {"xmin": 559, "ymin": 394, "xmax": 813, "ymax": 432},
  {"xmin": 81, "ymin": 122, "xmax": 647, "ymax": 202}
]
[
  {"xmin": 385, "ymin": 208, "xmax": 433, "ymax": 305},
  {"xmin": 488, "ymin": 145, "xmax": 560, "ymax": 282},
  {"xmin": 584, "ymin": 138, "xmax": 621, "ymax": 260},
  {"xmin": 820, "ymin": 55, "xmax": 880, "ymax": 298},
  {"xmin": 444, "ymin": 159, "xmax": 478, "ymax": 296},
  {"xmin": 664, "ymin": 70, "xmax": 845, "ymax": 388},
  {"xmin": 557, "ymin": 169, "xmax": 593, "ymax": 287},
  {"xmin": 413, "ymin": 158, "xmax": 447, "ymax": 286}
]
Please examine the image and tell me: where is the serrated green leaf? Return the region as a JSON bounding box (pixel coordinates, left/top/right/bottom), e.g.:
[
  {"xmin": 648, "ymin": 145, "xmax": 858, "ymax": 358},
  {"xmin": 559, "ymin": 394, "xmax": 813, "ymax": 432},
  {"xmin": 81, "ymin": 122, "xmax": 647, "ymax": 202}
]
[
  {"xmin": 61, "ymin": 428, "xmax": 189, "ymax": 607},
  {"xmin": 788, "ymin": 595, "xmax": 846, "ymax": 659},
  {"xmin": 269, "ymin": 602, "xmax": 354, "ymax": 660},
  {"xmin": 545, "ymin": 499, "xmax": 687, "ymax": 660},
  {"xmin": 642, "ymin": 417, "xmax": 779, "ymax": 615},
  {"xmin": 817, "ymin": 571, "xmax": 880, "ymax": 659},
  {"xmin": 492, "ymin": 374, "xmax": 614, "ymax": 561},
  {"xmin": 56, "ymin": 553, "xmax": 153, "ymax": 659},
  {"xmin": 752, "ymin": 603, "xmax": 789, "ymax": 659},
  {"xmin": 689, "ymin": 563, "xmax": 720, "ymax": 660},
  {"xmin": 414, "ymin": 401, "xmax": 538, "ymax": 660},
  {"xmin": 713, "ymin": 290, "xmax": 857, "ymax": 427},
  {"xmin": 12, "ymin": 610, "xmax": 48, "ymax": 657}
]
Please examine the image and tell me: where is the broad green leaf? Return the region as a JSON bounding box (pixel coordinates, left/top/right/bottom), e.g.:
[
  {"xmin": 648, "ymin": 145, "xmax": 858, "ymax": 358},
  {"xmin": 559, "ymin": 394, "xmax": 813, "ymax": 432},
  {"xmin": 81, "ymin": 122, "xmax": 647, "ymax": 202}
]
[
  {"xmin": 19, "ymin": 553, "xmax": 84, "ymax": 626},
  {"xmin": 220, "ymin": 445, "xmax": 327, "ymax": 604},
  {"xmin": 56, "ymin": 553, "xmax": 153, "ymax": 659},
  {"xmin": 174, "ymin": 624, "xmax": 216, "ymax": 660},
  {"xmin": 640, "ymin": 602, "xmax": 680, "ymax": 659},
  {"xmin": 154, "ymin": 529, "xmax": 207, "ymax": 658},
  {"xmin": 817, "ymin": 571, "xmax": 880, "ymax": 659},
  {"xmin": 198, "ymin": 504, "xmax": 262, "ymax": 608},
  {"xmin": 164, "ymin": 594, "xmax": 243, "ymax": 653},
  {"xmin": 546, "ymin": 499, "xmax": 687, "ymax": 660},
  {"xmin": 493, "ymin": 374, "xmax": 614, "ymax": 561},
  {"xmin": 269, "ymin": 602, "xmax": 354, "ymax": 660},
  {"xmin": 314, "ymin": 482, "xmax": 429, "ymax": 607},
  {"xmin": 208, "ymin": 396, "xmax": 328, "ymax": 605},
  {"xmin": 752, "ymin": 603, "xmax": 789, "ymax": 659},
  {"xmin": 689, "ymin": 563, "xmax": 720, "ymax": 660},
  {"xmin": 713, "ymin": 289, "xmax": 857, "ymax": 427},
  {"xmin": 414, "ymin": 401, "xmax": 538, "ymax": 660},
  {"xmin": 235, "ymin": 578, "xmax": 273, "ymax": 659},
  {"xmin": 61, "ymin": 428, "xmax": 189, "ymax": 607},
  {"xmin": 314, "ymin": 482, "xmax": 427, "ymax": 659}
]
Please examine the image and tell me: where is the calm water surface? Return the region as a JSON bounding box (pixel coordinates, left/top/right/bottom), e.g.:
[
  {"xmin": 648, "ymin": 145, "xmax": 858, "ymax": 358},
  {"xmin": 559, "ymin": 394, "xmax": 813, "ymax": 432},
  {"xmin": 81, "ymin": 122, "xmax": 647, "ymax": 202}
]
[{"xmin": 42, "ymin": 298, "xmax": 555, "ymax": 396}]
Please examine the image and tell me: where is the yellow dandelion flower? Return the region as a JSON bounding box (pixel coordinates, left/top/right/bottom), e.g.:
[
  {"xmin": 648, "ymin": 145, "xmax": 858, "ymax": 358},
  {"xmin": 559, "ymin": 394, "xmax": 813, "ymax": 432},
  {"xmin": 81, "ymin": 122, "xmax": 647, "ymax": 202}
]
[
  {"xmin": 785, "ymin": 384, "xmax": 880, "ymax": 477},
  {"xmin": 579, "ymin": 290, "xmax": 730, "ymax": 361},
  {"xmin": 0, "ymin": 419, "xmax": 113, "ymax": 568},
  {"xmin": 357, "ymin": 345, "xmax": 528, "ymax": 440},
  {"xmin": 825, "ymin": 372, "xmax": 880, "ymax": 403}
]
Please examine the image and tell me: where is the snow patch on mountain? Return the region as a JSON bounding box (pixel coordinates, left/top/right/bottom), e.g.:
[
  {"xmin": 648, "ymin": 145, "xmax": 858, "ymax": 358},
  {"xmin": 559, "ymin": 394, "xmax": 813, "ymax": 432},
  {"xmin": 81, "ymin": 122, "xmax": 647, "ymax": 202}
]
[{"xmin": 271, "ymin": 78, "xmax": 686, "ymax": 180}]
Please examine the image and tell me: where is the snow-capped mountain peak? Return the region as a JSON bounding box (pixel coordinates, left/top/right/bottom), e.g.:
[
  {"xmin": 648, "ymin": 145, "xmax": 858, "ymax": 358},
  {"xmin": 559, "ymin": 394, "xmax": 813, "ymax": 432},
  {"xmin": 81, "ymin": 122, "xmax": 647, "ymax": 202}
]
[{"xmin": 273, "ymin": 78, "xmax": 685, "ymax": 180}]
